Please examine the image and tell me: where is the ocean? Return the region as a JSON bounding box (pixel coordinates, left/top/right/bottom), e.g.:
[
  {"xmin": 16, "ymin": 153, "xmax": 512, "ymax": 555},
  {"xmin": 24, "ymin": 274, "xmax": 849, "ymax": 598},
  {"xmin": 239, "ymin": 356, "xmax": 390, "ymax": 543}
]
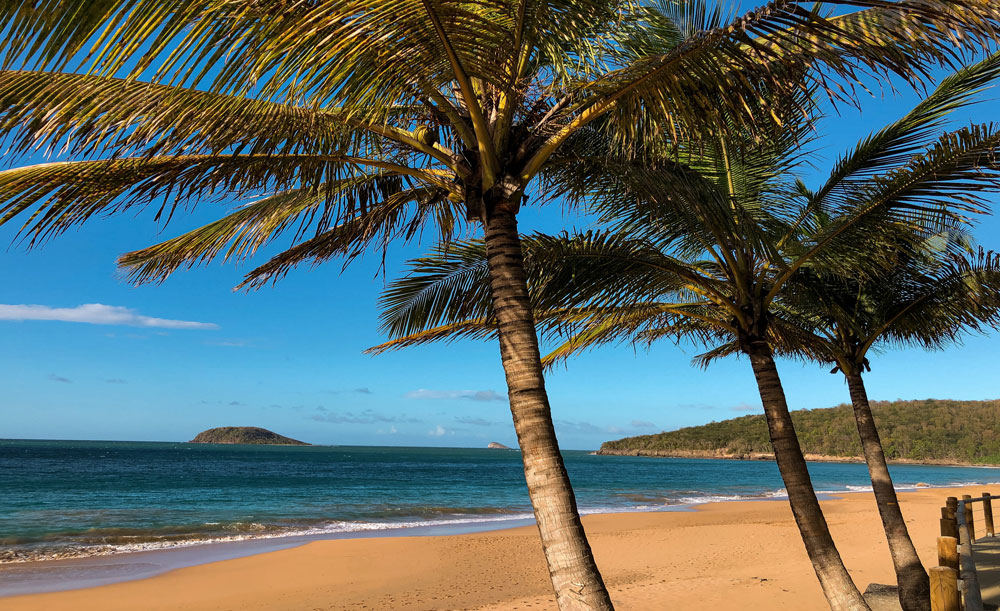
[{"xmin": 3, "ymin": 440, "xmax": 999, "ymax": 565}]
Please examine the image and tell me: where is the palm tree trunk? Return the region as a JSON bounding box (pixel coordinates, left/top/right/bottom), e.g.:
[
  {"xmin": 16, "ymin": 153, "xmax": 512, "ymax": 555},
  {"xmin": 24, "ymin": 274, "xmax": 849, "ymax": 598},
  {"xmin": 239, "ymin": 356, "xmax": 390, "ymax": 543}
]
[
  {"xmin": 483, "ymin": 208, "xmax": 614, "ymax": 611},
  {"xmin": 746, "ymin": 341, "xmax": 871, "ymax": 611},
  {"xmin": 845, "ymin": 372, "xmax": 930, "ymax": 611}
]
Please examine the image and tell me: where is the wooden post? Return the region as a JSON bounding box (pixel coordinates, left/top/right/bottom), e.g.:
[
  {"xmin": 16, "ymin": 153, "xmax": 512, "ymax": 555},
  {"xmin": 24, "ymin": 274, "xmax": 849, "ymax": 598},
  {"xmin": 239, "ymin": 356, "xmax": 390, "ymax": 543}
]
[
  {"xmin": 964, "ymin": 495, "xmax": 976, "ymax": 542},
  {"xmin": 947, "ymin": 497, "xmax": 959, "ymax": 515},
  {"xmin": 938, "ymin": 536, "xmax": 960, "ymax": 571},
  {"xmin": 929, "ymin": 566, "xmax": 960, "ymax": 611},
  {"xmin": 983, "ymin": 492, "xmax": 994, "ymax": 537},
  {"xmin": 956, "ymin": 500, "xmax": 985, "ymax": 609},
  {"xmin": 941, "ymin": 507, "xmax": 959, "ymax": 539}
]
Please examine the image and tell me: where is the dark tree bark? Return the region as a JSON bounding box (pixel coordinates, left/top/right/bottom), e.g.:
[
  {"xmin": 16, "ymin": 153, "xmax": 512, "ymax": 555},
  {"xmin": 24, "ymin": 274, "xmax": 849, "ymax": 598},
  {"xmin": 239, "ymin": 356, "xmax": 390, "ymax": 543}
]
[
  {"xmin": 846, "ymin": 372, "xmax": 930, "ymax": 611},
  {"xmin": 483, "ymin": 209, "xmax": 614, "ymax": 610},
  {"xmin": 747, "ymin": 341, "xmax": 871, "ymax": 611}
]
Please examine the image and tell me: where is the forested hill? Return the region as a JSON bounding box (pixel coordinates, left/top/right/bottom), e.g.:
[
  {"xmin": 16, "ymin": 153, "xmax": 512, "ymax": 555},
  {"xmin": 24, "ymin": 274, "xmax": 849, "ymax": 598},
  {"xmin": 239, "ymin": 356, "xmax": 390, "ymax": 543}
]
[{"xmin": 599, "ymin": 399, "xmax": 1000, "ymax": 464}]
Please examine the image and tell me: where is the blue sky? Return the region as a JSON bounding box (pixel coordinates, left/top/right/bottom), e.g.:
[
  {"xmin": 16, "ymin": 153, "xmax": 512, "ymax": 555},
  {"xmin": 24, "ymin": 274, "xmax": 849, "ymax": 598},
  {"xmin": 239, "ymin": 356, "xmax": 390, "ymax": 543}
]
[{"xmin": 1, "ymin": 64, "xmax": 999, "ymax": 450}]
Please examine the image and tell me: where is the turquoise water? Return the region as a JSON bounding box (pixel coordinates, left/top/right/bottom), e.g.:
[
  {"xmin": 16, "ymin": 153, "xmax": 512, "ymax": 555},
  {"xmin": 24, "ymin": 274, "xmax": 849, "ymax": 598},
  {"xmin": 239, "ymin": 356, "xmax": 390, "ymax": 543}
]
[{"xmin": 3, "ymin": 440, "xmax": 998, "ymax": 563}]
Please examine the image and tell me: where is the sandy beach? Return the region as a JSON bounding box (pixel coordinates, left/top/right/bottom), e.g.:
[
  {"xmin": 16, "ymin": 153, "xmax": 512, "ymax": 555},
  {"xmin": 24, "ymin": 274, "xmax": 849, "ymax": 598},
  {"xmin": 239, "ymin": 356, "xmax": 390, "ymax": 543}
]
[{"xmin": 1, "ymin": 485, "xmax": 987, "ymax": 610}]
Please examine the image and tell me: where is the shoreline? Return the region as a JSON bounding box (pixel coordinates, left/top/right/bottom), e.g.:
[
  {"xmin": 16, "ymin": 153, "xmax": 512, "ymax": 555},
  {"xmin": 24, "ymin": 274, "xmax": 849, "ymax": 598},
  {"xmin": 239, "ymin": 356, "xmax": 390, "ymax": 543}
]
[
  {"xmin": 1, "ymin": 485, "xmax": 992, "ymax": 610},
  {"xmin": 595, "ymin": 447, "xmax": 999, "ymax": 467},
  {"xmin": 0, "ymin": 517, "xmax": 544, "ymax": 598},
  {"xmin": 2, "ymin": 473, "xmax": 986, "ymax": 572},
  {"xmin": 2, "ymin": 481, "xmax": 995, "ymax": 603},
  {"xmin": 6, "ymin": 447, "xmax": 999, "ymax": 582}
]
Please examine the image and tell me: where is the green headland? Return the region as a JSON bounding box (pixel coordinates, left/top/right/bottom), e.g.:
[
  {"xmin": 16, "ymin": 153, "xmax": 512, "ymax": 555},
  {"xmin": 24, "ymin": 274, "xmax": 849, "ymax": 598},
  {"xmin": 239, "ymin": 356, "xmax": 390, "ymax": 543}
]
[{"xmin": 599, "ymin": 399, "xmax": 1000, "ymax": 465}]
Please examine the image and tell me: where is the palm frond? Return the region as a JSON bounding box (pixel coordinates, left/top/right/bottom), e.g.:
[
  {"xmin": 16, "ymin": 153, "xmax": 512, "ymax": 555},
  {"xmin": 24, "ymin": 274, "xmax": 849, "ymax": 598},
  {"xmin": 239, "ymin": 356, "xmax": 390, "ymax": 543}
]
[
  {"xmin": 0, "ymin": 71, "xmax": 463, "ymax": 171},
  {"xmin": 866, "ymin": 248, "xmax": 1000, "ymax": 352},
  {"xmin": 0, "ymin": 154, "xmax": 449, "ymax": 246},
  {"xmin": 0, "ymin": 1, "xmax": 508, "ymax": 108},
  {"xmin": 375, "ymin": 239, "xmax": 492, "ymax": 339},
  {"xmin": 117, "ymin": 174, "xmax": 421, "ymax": 283},
  {"xmin": 813, "ymin": 50, "xmax": 1000, "ymax": 211},
  {"xmin": 542, "ymin": 301, "xmax": 735, "ymax": 368},
  {"xmin": 775, "ymin": 239, "xmax": 1000, "ymax": 378},
  {"xmin": 772, "ymin": 122, "xmax": 1000, "ymax": 297},
  {"xmin": 366, "ymin": 319, "xmax": 498, "ymax": 355},
  {"xmin": 374, "ymin": 230, "xmax": 726, "ymax": 356},
  {"xmin": 237, "ymin": 188, "xmax": 465, "ymax": 290},
  {"xmin": 523, "ymin": 0, "xmax": 1000, "ymax": 178}
]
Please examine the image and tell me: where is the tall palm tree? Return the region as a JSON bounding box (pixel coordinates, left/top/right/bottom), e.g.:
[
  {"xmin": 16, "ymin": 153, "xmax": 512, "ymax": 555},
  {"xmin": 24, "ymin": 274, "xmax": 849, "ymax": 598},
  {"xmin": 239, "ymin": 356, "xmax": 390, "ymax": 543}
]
[
  {"xmin": 756, "ymin": 60, "xmax": 1000, "ymax": 609},
  {"xmin": 2, "ymin": 2, "xmax": 1000, "ymax": 608},
  {"xmin": 773, "ymin": 243, "xmax": 1000, "ymax": 611},
  {"xmin": 369, "ymin": 66, "xmax": 1000, "ymax": 609}
]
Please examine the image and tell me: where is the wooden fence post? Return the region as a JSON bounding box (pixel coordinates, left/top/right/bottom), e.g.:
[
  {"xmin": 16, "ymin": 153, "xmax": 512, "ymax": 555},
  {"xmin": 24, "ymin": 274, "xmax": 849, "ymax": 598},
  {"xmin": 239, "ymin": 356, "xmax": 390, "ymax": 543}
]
[
  {"xmin": 929, "ymin": 566, "xmax": 960, "ymax": 611},
  {"xmin": 938, "ymin": 536, "xmax": 960, "ymax": 571},
  {"xmin": 941, "ymin": 507, "xmax": 959, "ymax": 539},
  {"xmin": 983, "ymin": 492, "xmax": 994, "ymax": 537},
  {"xmin": 964, "ymin": 495, "xmax": 976, "ymax": 543}
]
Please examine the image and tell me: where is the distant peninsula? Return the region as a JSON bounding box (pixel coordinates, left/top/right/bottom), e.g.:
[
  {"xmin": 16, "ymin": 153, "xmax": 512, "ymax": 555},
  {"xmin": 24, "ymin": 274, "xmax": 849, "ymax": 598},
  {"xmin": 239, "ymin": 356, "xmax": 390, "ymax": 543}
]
[
  {"xmin": 189, "ymin": 427, "xmax": 310, "ymax": 446},
  {"xmin": 488, "ymin": 442, "xmax": 514, "ymax": 449},
  {"xmin": 598, "ymin": 399, "xmax": 1000, "ymax": 466}
]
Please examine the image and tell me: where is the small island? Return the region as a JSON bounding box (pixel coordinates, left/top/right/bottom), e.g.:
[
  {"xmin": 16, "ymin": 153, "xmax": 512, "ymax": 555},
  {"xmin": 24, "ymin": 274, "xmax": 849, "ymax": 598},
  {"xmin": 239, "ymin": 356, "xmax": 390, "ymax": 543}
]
[
  {"xmin": 487, "ymin": 442, "xmax": 514, "ymax": 449},
  {"xmin": 189, "ymin": 427, "xmax": 310, "ymax": 446}
]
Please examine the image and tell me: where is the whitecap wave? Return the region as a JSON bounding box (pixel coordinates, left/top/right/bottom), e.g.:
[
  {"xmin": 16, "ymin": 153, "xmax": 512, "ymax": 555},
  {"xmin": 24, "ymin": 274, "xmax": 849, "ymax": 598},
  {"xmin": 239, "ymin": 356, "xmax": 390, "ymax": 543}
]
[
  {"xmin": 11, "ymin": 481, "xmax": 1000, "ymax": 565},
  {"xmin": 813, "ymin": 480, "xmax": 1000, "ymax": 496},
  {"xmin": 0, "ymin": 512, "xmax": 538, "ymax": 564}
]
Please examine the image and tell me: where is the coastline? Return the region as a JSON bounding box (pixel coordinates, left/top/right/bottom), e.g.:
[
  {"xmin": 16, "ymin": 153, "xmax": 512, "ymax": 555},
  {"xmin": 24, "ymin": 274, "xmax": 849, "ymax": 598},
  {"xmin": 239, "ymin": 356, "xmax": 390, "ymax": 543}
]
[
  {"xmin": 1, "ymin": 469, "xmax": 978, "ymax": 570},
  {"xmin": 5, "ymin": 443, "xmax": 997, "ymax": 577},
  {"xmin": 595, "ymin": 447, "xmax": 998, "ymax": 467},
  {"xmin": 1, "ymin": 485, "xmax": 993, "ymax": 610}
]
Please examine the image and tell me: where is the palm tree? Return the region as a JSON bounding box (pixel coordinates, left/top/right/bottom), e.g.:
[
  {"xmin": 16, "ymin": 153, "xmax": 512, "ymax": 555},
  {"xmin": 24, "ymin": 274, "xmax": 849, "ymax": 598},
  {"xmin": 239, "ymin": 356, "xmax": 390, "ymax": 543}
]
[
  {"xmin": 1, "ymin": 2, "xmax": 1000, "ymax": 608},
  {"xmin": 757, "ymin": 60, "xmax": 1000, "ymax": 610},
  {"xmin": 369, "ymin": 61, "xmax": 1000, "ymax": 610},
  {"xmin": 772, "ymin": 241, "xmax": 1000, "ymax": 611}
]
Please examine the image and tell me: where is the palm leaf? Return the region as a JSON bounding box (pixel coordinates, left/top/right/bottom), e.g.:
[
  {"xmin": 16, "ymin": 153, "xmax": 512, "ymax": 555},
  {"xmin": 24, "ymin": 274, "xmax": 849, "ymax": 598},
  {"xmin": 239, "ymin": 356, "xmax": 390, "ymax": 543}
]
[
  {"xmin": 365, "ymin": 319, "xmax": 498, "ymax": 354},
  {"xmin": 117, "ymin": 174, "xmax": 419, "ymax": 283},
  {"xmin": 0, "ymin": 71, "xmax": 462, "ymax": 170},
  {"xmin": 236, "ymin": 188, "xmax": 465, "ymax": 290},
  {"xmin": 523, "ymin": 0, "xmax": 1000, "ymax": 178},
  {"xmin": 812, "ymin": 50, "xmax": 1000, "ymax": 212},
  {"xmin": 770, "ymin": 122, "xmax": 1000, "ymax": 299},
  {"xmin": 0, "ymin": 153, "xmax": 456, "ymax": 247}
]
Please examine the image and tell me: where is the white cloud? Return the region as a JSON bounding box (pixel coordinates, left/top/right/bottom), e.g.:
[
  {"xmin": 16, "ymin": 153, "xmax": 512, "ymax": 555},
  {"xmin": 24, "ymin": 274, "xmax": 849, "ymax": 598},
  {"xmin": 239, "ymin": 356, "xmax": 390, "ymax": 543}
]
[
  {"xmin": 406, "ymin": 389, "xmax": 506, "ymax": 402},
  {"xmin": 556, "ymin": 419, "xmax": 652, "ymax": 435},
  {"xmin": 0, "ymin": 304, "xmax": 218, "ymax": 330},
  {"xmin": 428, "ymin": 425, "xmax": 447, "ymax": 437},
  {"xmin": 455, "ymin": 416, "xmax": 495, "ymax": 427},
  {"xmin": 311, "ymin": 409, "xmax": 422, "ymax": 425}
]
